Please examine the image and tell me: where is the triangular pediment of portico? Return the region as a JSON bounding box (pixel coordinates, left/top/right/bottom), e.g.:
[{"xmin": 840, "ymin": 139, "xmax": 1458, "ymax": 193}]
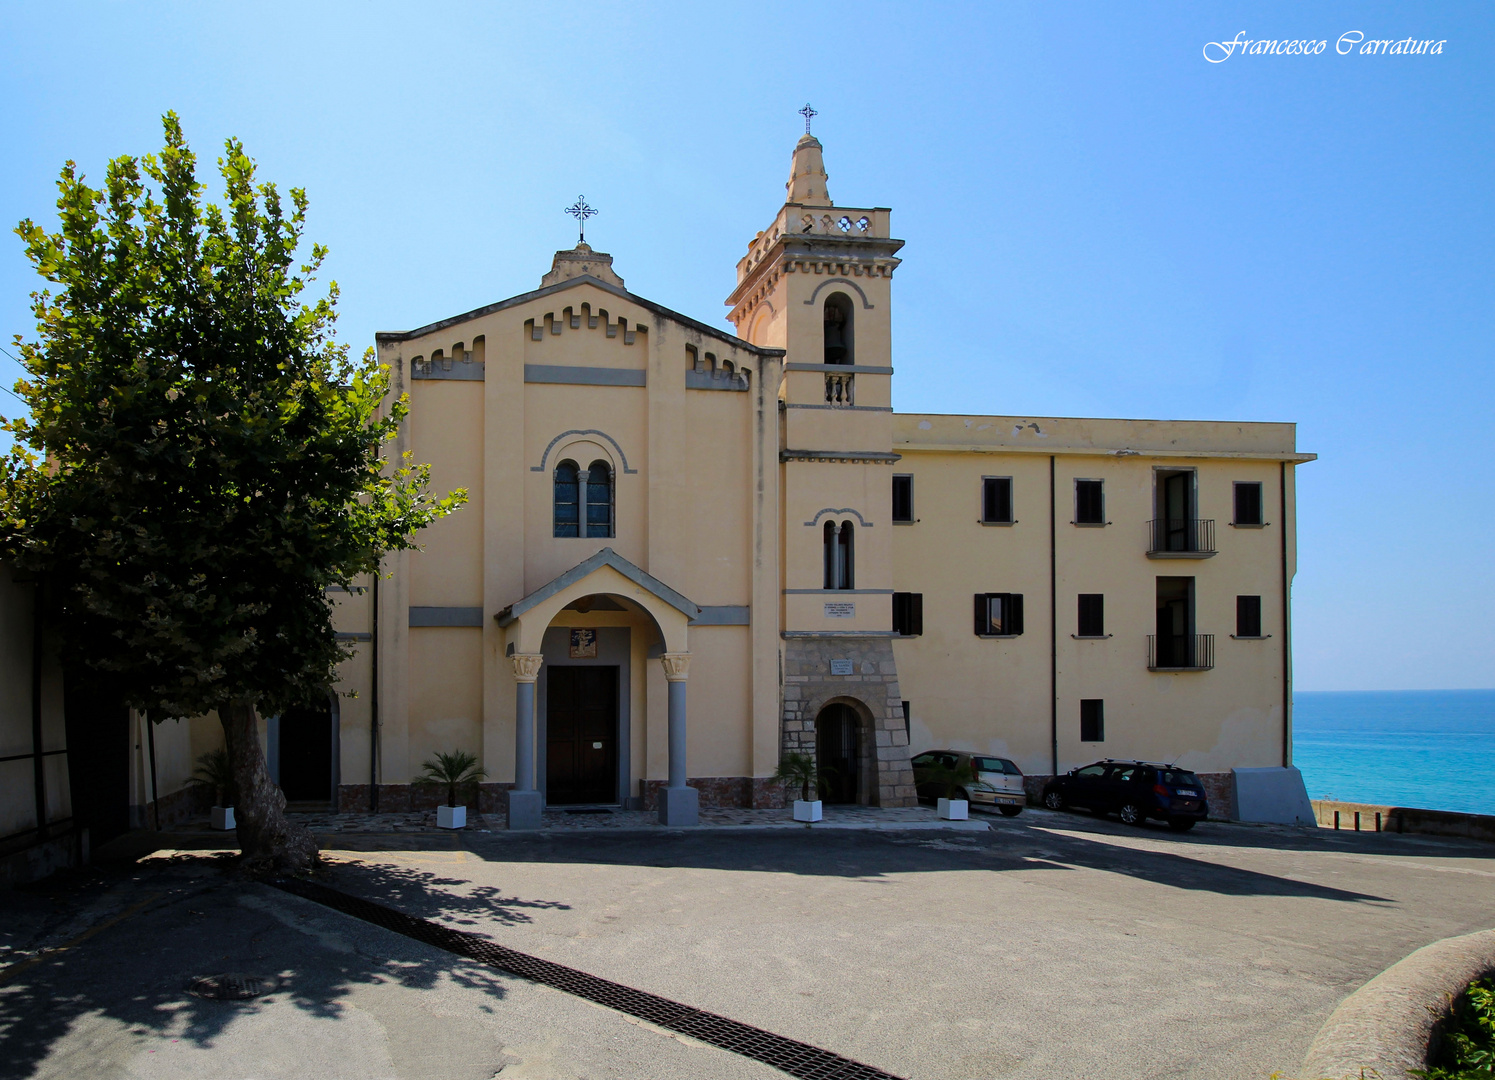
[{"xmin": 494, "ymin": 548, "xmax": 700, "ymax": 627}]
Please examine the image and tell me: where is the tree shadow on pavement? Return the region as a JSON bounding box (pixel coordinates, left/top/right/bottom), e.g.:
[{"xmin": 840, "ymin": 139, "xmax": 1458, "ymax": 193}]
[
  {"xmin": 0, "ymin": 851, "xmax": 570, "ymax": 1080},
  {"xmin": 319, "ymin": 854, "xmax": 572, "ymax": 928}
]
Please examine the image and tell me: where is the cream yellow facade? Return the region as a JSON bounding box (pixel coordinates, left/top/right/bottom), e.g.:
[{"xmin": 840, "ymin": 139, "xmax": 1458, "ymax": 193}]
[{"xmin": 303, "ymin": 132, "xmax": 1312, "ymax": 823}]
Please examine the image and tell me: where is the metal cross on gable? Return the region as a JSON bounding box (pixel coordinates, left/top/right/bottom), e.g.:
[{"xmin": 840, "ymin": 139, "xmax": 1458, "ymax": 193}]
[
  {"xmin": 799, "ymin": 103, "xmax": 817, "ymax": 135},
  {"xmin": 565, "ymin": 195, "xmax": 597, "ymax": 243}
]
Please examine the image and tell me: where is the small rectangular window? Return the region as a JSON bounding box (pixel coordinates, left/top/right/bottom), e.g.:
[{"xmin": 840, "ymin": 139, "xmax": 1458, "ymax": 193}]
[
  {"xmin": 981, "ymin": 477, "xmax": 1013, "ymax": 524},
  {"xmin": 892, "ymin": 592, "xmax": 923, "ymax": 636},
  {"xmin": 892, "ymin": 475, "xmax": 914, "ymax": 523},
  {"xmin": 1237, "ymin": 595, "xmax": 1262, "ymax": 638},
  {"xmin": 1075, "ymin": 479, "xmax": 1104, "ymax": 525},
  {"xmin": 974, "ymin": 593, "xmax": 1024, "ymax": 636},
  {"xmin": 1234, "ymin": 482, "xmax": 1264, "ymax": 526},
  {"xmin": 901, "ymin": 700, "xmax": 911, "ymax": 742},
  {"xmin": 1077, "ymin": 594, "xmax": 1104, "ymax": 637},
  {"xmin": 1080, "ymin": 699, "xmax": 1104, "ymax": 742}
]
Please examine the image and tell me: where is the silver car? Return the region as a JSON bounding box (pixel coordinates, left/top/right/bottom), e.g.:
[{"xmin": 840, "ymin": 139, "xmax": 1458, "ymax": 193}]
[{"xmin": 910, "ymin": 751, "xmax": 1027, "ymax": 816}]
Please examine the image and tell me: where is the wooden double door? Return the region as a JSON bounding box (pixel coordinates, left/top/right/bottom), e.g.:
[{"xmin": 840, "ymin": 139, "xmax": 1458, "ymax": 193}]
[{"xmin": 546, "ymin": 666, "xmax": 619, "ymax": 805}]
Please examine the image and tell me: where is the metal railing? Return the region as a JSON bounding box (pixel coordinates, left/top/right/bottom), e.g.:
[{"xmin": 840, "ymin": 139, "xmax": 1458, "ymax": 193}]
[
  {"xmin": 1148, "ymin": 633, "xmax": 1215, "ymax": 671},
  {"xmin": 1147, "ymin": 518, "xmax": 1215, "ymax": 555}
]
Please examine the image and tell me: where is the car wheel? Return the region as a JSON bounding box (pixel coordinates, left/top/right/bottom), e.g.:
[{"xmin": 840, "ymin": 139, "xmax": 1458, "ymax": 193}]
[
  {"xmin": 1167, "ymin": 817, "xmax": 1196, "ymax": 832},
  {"xmin": 998, "ymin": 805, "xmax": 1023, "ymax": 817},
  {"xmin": 954, "ymin": 788, "xmax": 969, "ymax": 802},
  {"xmin": 1043, "ymin": 790, "xmax": 1065, "ymax": 810},
  {"xmin": 1118, "ymin": 801, "xmax": 1146, "ymax": 826}
]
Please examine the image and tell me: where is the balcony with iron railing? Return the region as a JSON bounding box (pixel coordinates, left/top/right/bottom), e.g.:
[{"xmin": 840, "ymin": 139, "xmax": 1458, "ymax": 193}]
[
  {"xmin": 1147, "ymin": 633, "xmax": 1215, "ymax": 671},
  {"xmin": 1146, "ymin": 518, "xmax": 1216, "ymax": 558}
]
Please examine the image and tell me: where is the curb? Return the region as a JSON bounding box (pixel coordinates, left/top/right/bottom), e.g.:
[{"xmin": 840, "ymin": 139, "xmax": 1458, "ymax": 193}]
[{"xmin": 1299, "ymin": 927, "xmax": 1495, "ymax": 1080}]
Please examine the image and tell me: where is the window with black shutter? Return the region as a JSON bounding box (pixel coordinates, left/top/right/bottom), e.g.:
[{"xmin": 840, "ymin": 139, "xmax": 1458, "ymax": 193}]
[
  {"xmin": 1077, "ymin": 594, "xmax": 1105, "ymax": 637},
  {"xmin": 893, "ymin": 592, "xmax": 923, "ymax": 636},
  {"xmin": 974, "ymin": 593, "xmax": 1024, "ymax": 636},
  {"xmin": 1075, "ymin": 479, "xmax": 1104, "ymax": 525},
  {"xmin": 1236, "ymin": 595, "xmax": 1262, "ymax": 638},
  {"xmin": 892, "ymin": 475, "xmax": 914, "ymax": 523},
  {"xmin": 981, "ymin": 477, "xmax": 1013, "ymax": 524},
  {"xmin": 1080, "ymin": 699, "xmax": 1104, "ymax": 742},
  {"xmin": 1234, "ymin": 481, "xmax": 1264, "ymax": 526}
]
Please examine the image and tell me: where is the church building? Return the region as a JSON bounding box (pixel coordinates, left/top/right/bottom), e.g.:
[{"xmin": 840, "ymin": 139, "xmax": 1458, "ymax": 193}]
[{"xmin": 311, "ymin": 128, "xmax": 1313, "ymax": 826}]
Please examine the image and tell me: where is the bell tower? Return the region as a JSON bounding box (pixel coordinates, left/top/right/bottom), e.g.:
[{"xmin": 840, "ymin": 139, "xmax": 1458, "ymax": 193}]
[{"xmin": 725, "ymin": 117, "xmax": 914, "ymax": 807}]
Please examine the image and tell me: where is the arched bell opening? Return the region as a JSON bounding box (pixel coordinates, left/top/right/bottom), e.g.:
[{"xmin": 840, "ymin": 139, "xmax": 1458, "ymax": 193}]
[{"xmin": 823, "ymin": 292, "xmax": 854, "ymax": 365}]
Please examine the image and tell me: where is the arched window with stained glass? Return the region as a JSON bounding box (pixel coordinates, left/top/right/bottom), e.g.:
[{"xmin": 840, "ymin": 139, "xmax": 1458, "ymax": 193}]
[
  {"xmin": 585, "ymin": 460, "xmax": 614, "ymax": 538},
  {"xmin": 553, "ymin": 460, "xmax": 580, "ymax": 537}
]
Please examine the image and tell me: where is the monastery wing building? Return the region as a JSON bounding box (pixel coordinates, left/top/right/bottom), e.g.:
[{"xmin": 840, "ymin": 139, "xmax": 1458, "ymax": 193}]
[{"xmin": 314, "ymin": 132, "xmax": 1314, "ymax": 826}]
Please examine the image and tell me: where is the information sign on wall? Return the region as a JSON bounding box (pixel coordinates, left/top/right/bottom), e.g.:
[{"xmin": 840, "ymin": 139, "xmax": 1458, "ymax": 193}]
[{"xmin": 823, "ymin": 602, "xmax": 856, "ymax": 619}]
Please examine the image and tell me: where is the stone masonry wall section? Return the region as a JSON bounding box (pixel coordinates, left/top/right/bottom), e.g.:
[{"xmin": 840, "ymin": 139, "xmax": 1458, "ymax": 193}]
[{"xmin": 782, "ymin": 635, "xmax": 916, "ymax": 807}]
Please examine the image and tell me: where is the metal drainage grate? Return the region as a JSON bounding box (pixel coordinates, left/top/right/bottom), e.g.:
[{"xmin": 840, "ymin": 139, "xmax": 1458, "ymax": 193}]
[
  {"xmin": 187, "ymin": 972, "xmax": 273, "ymax": 1000},
  {"xmin": 272, "ymin": 878, "xmax": 904, "ymax": 1080}
]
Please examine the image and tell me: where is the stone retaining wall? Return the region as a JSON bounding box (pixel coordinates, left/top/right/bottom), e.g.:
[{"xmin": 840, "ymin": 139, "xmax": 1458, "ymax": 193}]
[{"xmin": 1312, "ymin": 799, "xmax": 1495, "ymax": 843}]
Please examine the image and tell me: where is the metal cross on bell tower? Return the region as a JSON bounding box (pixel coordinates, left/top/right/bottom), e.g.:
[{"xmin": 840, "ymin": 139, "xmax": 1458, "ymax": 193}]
[
  {"xmin": 799, "ymin": 103, "xmax": 818, "ymax": 135},
  {"xmin": 565, "ymin": 195, "xmax": 597, "ymax": 244}
]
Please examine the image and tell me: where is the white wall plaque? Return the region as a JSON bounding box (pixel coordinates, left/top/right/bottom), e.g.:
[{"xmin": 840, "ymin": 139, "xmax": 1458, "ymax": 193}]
[
  {"xmin": 830, "ymin": 658, "xmax": 854, "ymax": 675},
  {"xmin": 823, "ymin": 602, "xmax": 856, "ymax": 619}
]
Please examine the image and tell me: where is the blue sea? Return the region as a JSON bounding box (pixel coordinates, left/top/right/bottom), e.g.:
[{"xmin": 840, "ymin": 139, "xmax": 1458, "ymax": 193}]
[{"xmin": 1293, "ymin": 690, "xmax": 1495, "ymax": 816}]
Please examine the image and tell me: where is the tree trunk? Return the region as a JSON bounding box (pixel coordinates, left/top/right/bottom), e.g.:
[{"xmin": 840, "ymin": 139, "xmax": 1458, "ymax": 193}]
[{"xmin": 219, "ymin": 700, "xmax": 318, "ymax": 874}]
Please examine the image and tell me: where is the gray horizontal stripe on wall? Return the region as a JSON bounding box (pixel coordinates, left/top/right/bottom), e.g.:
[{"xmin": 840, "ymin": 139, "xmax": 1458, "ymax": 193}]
[
  {"xmin": 689, "ymin": 605, "xmax": 750, "ymax": 626},
  {"xmin": 781, "ymin": 630, "xmax": 900, "ymax": 638},
  {"xmin": 524, "ymin": 364, "xmax": 647, "ymax": 387},
  {"xmin": 409, "ymin": 606, "xmax": 485, "ymax": 627},
  {"xmin": 783, "ymin": 589, "xmax": 894, "ymax": 595},
  {"xmin": 785, "ymin": 404, "xmax": 894, "ymax": 413},
  {"xmin": 412, "ymin": 362, "xmax": 485, "ymax": 381},
  {"xmin": 783, "ymin": 363, "xmax": 894, "ymax": 375},
  {"xmin": 685, "ymin": 371, "xmax": 748, "ymax": 392},
  {"xmin": 335, "ymin": 631, "xmax": 372, "ymax": 642}
]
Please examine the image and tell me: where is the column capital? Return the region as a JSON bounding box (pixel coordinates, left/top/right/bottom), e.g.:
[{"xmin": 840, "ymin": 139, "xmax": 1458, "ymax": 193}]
[
  {"xmin": 510, "ymin": 653, "xmax": 544, "ymax": 683},
  {"xmin": 660, "ymin": 652, "xmax": 691, "ymax": 682}
]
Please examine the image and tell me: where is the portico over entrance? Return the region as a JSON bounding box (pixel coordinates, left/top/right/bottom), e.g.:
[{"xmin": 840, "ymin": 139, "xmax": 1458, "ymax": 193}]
[{"xmin": 495, "ymin": 548, "xmax": 700, "ymax": 828}]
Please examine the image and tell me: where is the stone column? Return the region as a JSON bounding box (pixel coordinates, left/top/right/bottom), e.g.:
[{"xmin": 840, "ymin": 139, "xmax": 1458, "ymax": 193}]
[
  {"xmin": 657, "ymin": 652, "xmax": 697, "ymax": 826},
  {"xmin": 507, "ymin": 653, "xmax": 544, "ymax": 830}
]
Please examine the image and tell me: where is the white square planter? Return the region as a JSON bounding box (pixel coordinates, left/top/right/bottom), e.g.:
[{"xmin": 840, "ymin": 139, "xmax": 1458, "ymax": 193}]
[
  {"xmin": 437, "ymin": 805, "xmax": 467, "ymax": 830},
  {"xmin": 793, "ymin": 799, "xmax": 823, "ymax": 822},
  {"xmin": 937, "ymin": 798, "xmax": 969, "ymax": 821},
  {"xmin": 211, "ymin": 806, "xmax": 235, "ymax": 831}
]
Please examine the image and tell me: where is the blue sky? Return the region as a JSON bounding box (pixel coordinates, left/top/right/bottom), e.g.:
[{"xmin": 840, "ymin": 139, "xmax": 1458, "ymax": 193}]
[{"xmin": 1, "ymin": 2, "xmax": 1490, "ymax": 691}]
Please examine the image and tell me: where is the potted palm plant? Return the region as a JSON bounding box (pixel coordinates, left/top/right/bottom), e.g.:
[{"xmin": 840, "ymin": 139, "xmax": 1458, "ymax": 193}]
[
  {"xmin": 417, "ymin": 750, "xmax": 487, "ymax": 829},
  {"xmin": 189, "ymin": 748, "xmax": 237, "ymax": 830},
  {"xmin": 914, "ymin": 756, "xmax": 978, "ymax": 820},
  {"xmin": 774, "ymin": 752, "xmax": 825, "ymax": 822}
]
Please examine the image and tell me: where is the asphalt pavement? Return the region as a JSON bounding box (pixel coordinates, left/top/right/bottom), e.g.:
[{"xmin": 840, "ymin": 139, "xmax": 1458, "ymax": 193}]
[{"xmin": 3, "ymin": 808, "xmax": 1492, "ymax": 1080}]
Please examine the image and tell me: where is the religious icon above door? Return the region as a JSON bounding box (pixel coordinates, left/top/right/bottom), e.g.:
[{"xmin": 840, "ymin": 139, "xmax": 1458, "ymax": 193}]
[{"xmin": 569, "ymin": 628, "xmax": 597, "ymax": 659}]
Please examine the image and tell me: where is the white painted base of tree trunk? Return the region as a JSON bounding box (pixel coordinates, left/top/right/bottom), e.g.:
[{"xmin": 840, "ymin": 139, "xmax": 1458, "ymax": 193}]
[
  {"xmin": 937, "ymin": 798, "xmax": 969, "ymax": 821},
  {"xmin": 793, "ymin": 800, "xmax": 823, "ymax": 822},
  {"xmin": 211, "ymin": 806, "xmax": 235, "ymax": 830},
  {"xmin": 437, "ymin": 805, "xmax": 466, "ymax": 829}
]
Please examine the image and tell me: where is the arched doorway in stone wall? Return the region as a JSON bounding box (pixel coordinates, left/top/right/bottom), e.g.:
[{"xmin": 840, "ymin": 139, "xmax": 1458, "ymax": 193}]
[{"xmin": 815, "ymin": 703, "xmax": 861, "ymax": 804}]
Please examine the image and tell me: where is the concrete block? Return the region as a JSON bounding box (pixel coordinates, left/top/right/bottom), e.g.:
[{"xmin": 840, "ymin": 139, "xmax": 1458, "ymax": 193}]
[
  {"xmin": 507, "ymin": 789, "xmax": 543, "ymax": 830},
  {"xmin": 1232, "ymin": 766, "xmax": 1315, "ymax": 825},
  {"xmin": 658, "ymin": 784, "xmax": 699, "ymax": 826}
]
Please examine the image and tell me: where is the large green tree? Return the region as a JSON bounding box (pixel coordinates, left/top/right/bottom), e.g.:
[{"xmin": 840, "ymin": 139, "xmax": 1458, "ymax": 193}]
[{"xmin": 0, "ymin": 114, "xmax": 464, "ymax": 873}]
